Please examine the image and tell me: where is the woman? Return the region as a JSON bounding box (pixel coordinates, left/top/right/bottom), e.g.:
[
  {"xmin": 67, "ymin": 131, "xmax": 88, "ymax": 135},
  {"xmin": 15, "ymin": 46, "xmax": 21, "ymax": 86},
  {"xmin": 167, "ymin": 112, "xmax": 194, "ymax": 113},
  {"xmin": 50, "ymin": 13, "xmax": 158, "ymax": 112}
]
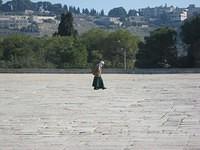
[{"xmin": 92, "ymin": 61, "xmax": 106, "ymax": 90}]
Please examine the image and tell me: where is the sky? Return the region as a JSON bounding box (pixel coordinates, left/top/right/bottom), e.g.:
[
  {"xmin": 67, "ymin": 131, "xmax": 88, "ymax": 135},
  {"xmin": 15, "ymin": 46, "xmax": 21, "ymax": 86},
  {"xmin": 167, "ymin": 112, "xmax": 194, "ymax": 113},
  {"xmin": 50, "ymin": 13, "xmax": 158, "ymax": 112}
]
[{"xmin": 4, "ymin": 0, "xmax": 200, "ymax": 13}]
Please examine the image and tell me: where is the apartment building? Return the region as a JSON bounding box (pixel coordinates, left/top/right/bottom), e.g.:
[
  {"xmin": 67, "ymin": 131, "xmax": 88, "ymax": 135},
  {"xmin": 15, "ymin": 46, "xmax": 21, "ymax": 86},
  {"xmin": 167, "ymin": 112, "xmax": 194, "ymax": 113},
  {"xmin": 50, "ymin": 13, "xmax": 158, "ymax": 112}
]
[
  {"xmin": 187, "ymin": 4, "xmax": 200, "ymax": 17},
  {"xmin": 0, "ymin": 15, "xmax": 30, "ymax": 29}
]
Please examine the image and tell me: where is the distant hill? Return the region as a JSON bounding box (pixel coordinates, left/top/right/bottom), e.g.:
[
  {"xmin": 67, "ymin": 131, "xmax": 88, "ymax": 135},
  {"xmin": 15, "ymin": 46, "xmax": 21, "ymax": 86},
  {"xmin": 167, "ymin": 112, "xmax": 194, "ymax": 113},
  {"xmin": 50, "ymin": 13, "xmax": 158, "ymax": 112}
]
[{"xmin": 0, "ymin": 0, "xmax": 155, "ymax": 39}]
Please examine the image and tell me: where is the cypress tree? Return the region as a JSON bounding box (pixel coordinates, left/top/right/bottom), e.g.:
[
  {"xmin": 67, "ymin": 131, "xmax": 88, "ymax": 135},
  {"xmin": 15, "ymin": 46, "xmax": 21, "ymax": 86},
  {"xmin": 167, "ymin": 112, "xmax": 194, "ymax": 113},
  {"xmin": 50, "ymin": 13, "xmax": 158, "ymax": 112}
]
[{"xmin": 57, "ymin": 12, "xmax": 77, "ymax": 36}]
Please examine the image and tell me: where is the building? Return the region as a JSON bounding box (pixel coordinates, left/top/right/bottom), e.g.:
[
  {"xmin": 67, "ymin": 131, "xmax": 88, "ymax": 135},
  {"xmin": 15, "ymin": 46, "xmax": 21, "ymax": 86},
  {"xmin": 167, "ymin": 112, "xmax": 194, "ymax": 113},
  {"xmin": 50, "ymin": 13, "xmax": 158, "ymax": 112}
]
[
  {"xmin": 94, "ymin": 17, "xmax": 122, "ymax": 27},
  {"xmin": 187, "ymin": 4, "xmax": 200, "ymax": 17},
  {"xmin": 169, "ymin": 9, "xmax": 187, "ymax": 22},
  {"xmin": 0, "ymin": 15, "xmax": 30, "ymax": 29},
  {"xmin": 180, "ymin": 10, "xmax": 188, "ymax": 21},
  {"xmin": 25, "ymin": 10, "xmax": 34, "ymax": 15},
  {"xmin": 0, "ymin": 16, "xmax": 14, "ymax": 29},
  {"xmin": 139, "ymin": 5, "xmax": 175, "ymax": 19},
  {"xmin": 110, "ymin": 17, "xmax": 123, "ymax": 26},
  {"xmin": 32, "ymin": 16, "xmax": 57, "ymax": 24},
  {"xmin": 127, "ymin": 16, "xmax": 148, "ymax": 26}
]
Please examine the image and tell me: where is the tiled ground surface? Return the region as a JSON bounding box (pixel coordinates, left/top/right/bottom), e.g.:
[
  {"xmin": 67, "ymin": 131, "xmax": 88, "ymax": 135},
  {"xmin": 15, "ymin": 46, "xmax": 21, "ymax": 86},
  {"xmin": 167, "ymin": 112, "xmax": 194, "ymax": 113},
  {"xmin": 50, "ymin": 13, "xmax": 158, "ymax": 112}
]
[{"xmin": 0, "ymin": 74, "xmax": 200, "ymax": 150}]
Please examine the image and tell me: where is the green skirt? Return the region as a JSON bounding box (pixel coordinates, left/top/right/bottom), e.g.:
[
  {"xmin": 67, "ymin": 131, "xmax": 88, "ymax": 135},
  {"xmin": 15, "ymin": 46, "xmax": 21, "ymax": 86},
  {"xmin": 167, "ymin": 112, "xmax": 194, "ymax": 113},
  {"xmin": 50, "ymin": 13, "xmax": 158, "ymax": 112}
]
[{"xmin": 92, "ymin": 76, "xmax": 105, "ymax": 90}]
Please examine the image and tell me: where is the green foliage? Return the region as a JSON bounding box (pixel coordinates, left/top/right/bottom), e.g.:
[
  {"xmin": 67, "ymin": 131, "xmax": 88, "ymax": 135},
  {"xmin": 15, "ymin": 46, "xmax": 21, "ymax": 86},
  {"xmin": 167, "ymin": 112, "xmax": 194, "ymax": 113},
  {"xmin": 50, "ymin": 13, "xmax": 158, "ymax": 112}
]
[
  {"xmin": 108, "ymin": 7, "xmax": 127, "ymax": 18},
  {"xmin": 82, "ymin": 8, "xmax": 90, "ymax": 15},
  {"xmin": 181, "ymin": 15, "xmax": 200, "ymax": 45},
  {"xmin": 20, "ymin": 23, "xmax": 39, "ymax": 33},
  {"xmin": 100, "ymin": 9, "xmax": 105, "ymax": 16},
  {"xmin": 90, "ymin": 8, "xmax": 98, "ymax": 16},
  {"xmin": 135, "ymin": 27, "xmax": 177, "ymax": 68},
  {"xmin": 57, "ymin": 12, "xmax": 77, "ymax": 37},
  {"xmin": 71, "ymin": 39, "xmax": 88, "ymax": 67},
  {"xmin": 2, "ymin": 0, "xmax": 33, "ymax": 11},
  {"xmin": 181, "ymin": 15, "xmax": 200, "ymax": 67},
  {"xmin": 128, "ymin": 9, "xmax": 137, "ymax": 16},
  {"xmin": 0, "ymin": 35, "xmax": 40, "ymax": 68},
  {"xmin": 81, "ymin": 29, "xmax": 108, "ymax": 64},
  {"xmin": 103, "ymin": 30, "xmax": 139, "ymax": 68},
  {"xmin": 43, "ymin": 37, "xmax": 87, "ymax": 68},
  {"xmin": 0, "ymin": 28, "xmax": 139, "ymax": 69},
  {"xmin": 192, "ymin": 39, "xmax": 200, "ymax": 66},
  {"xmin": 0, "ymin": 35, "xmax": 87, "ymax": 68},
  {"xmin": 81, "ymin": 29, "xmax": 139, "ymax": 68}
]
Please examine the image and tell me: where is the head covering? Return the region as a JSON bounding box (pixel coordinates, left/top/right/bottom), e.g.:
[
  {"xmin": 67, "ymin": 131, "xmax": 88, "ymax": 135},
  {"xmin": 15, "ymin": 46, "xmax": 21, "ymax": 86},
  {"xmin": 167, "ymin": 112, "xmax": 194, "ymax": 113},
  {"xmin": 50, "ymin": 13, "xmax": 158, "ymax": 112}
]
[
  {"xmin": 98, "ymin": 60, "xmax": 104, "ymax": 68},
  {"xmin": 100, "ymin": 60, "xmax": 104, "ymax": 65}
]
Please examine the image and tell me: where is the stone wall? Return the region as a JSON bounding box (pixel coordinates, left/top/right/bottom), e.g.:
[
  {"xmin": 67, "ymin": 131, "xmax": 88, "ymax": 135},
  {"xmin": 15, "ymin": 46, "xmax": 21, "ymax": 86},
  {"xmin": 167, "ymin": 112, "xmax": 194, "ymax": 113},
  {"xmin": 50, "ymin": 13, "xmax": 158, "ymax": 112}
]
[
  {"xmin": 0, "ymin": 68, "xmax": 130, "ymax": 74},
  {"xmin": 1, "ymin": 68, "xmax": 200, "ymax": 74},
  {"xmin": 133, "ymin": 68, "xmax": 200, "ymax": 74}
]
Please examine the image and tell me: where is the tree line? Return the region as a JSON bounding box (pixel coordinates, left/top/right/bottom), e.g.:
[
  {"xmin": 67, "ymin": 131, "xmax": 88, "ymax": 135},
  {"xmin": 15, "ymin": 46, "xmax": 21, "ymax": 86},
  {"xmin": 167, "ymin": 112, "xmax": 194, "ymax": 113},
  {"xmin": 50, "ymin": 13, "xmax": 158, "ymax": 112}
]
[
  {"xmin": 0, "ymin": 0, "xmax": 105, "ymax": 16},
  {"xmin": 0, "ymin": 12, "xmax": 139, "ymax": 69},
  {"xmin": 0, "ymin": 30, "xmax": 138, "ymax": 68},
  {"xmin": 0, "ymin": 12, "xmax": 199, "ymax": 69},
  {"xmin": 0, "ymin": 0, "xmax": 137, "ymax": 17},
  {"xmin": 135, "ymin": 15, "xmax": 200, "ymax": 68}
]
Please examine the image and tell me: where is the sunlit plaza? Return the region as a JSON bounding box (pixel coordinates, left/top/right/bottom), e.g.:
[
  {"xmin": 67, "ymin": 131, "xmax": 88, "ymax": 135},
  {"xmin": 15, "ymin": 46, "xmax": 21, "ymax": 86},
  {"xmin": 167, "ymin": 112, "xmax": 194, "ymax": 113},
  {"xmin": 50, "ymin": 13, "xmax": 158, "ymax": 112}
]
[{"xmin": 0, "ymin": 74, "xmax": 200, "ymax": 150}]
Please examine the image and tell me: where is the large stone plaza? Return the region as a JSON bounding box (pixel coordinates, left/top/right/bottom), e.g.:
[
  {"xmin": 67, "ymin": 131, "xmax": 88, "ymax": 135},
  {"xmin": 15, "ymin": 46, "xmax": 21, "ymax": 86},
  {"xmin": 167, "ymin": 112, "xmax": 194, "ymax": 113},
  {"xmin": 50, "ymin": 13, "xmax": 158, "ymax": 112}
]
[{"xmin": 0, "ymin": 74, "xmax": 200, "ymax": 150}]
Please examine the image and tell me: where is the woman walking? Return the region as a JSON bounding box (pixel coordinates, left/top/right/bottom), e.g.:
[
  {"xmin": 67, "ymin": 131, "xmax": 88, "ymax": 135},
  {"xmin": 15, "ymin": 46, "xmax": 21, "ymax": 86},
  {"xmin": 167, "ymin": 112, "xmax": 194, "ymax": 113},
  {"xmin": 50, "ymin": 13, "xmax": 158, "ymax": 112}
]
[{"xmin": 92, "ymin": 61, "xmax": 106, "ymax": 90}]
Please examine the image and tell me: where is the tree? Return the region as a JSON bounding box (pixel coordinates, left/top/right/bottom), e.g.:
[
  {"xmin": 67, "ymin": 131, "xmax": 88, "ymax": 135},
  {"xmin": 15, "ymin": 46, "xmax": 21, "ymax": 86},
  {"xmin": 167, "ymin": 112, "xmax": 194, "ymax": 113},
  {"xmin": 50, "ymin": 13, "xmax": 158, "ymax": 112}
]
[
  {"xmin": 90, "ymin": 8, "xmax": 97, "ymax": 16},
  {"xmin": 68, "ymin": 6, "xmax": 73, "ymax": 13},
  {"xmin": 2, "ymin": 0, "xmax": 33, "ymax": 11},
  {"xmin": 20, "ymin": 23, "xmax": 39, "ymax": 33},
  {"xmin": 45, "ymin": 37, "xmax": 87, "ymax": 68},
  {"xmin": 108, "ymin": 7, "xmax": 127, "ymax": 18},
  {"xmin": 35, "ymin": 1, "xmax": 52, "ymax": 12},
  {"xmin": 85, "ymin": 8, "xmax": 89, "ymax": 15},
  {"xmin": 77, "ymin": 7, "xmax": 80, "ymax": 14},
  {"xmin": 71, "ymin": 39, "xmax": 87, "ymax": 67},
  {"xmin": 81, "ymin": 29, "xmax": 139, "ymax": 68},
  {"xmin": 100, "ymin": 9, "xmax": 105, "ymax": 16},
  {"xmin": 57, "ymin": 12, "xmax": 77, "ymax": 37},
  {"xmin": 0, "ymin": 34, "xmax": 89, "ymax": 68},
  {"xmin": 81, "ymin": 29, "xmax": 108, "ymax": 64},
  {"xmin": 181, "ymin": 15, "xmax": 200, "ymax": 67},
  {"xmin": 30, "ymin": 1, "xmax": 44, "ymax": 11},
  {"xmin": 135, "ymin": 27, "xmax": 177, "ymax": 68},
  {"xmin": 63, "ymin": 5, "xmax": 68, "ymax": 12},
  {"xmin": 51, "ymin": 4, "xmax": 63, "ymax": 14},
  {"xmin": 0, "ymin": 35, "xmax": 42, "ymax": 68},
  {"xmin": 128, "ymin": 9, "xmax": 137, "ymax": 16},
  {"xmin": 103, "ymin": 30, "xmax": 139, "ymax": 68},
  {"xmin": 181, "ymin": 15, "xmax": 200, "ymax": 45}
]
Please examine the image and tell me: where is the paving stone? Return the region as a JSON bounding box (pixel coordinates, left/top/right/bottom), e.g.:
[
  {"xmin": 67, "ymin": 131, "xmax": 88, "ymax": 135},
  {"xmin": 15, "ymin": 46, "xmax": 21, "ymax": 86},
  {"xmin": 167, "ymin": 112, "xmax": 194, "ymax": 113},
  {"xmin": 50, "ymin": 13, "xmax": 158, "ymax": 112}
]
[{"xmin": 0, "ymin": 74, "xmax": 200, "ymax": 150}]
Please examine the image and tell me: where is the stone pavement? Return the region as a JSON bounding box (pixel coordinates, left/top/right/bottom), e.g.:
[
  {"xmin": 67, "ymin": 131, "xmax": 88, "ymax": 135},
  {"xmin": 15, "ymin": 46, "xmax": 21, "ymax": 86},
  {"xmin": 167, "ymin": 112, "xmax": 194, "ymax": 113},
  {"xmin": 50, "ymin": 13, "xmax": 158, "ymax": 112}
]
[{"xmin": 0, "ymin": 74, "xmax": 200, "ymax": 150}]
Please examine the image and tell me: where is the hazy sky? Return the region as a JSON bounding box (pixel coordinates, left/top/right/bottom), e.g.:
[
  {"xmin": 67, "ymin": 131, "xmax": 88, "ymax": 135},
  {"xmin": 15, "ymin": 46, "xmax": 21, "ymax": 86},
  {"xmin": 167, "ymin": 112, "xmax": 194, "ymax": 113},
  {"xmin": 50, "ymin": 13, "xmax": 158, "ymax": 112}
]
[{"xmin": 4, "ymin": 0, "xmax": 200, "ymax": 13}]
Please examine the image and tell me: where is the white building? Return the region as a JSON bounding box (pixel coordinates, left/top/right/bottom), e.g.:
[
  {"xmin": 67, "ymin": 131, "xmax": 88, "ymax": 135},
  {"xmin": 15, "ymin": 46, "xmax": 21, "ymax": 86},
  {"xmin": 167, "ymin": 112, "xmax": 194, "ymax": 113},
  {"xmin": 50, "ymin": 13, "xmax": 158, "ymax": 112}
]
[
  {"xmin": 109, "ymin": 17, "xmax": 123, "ymax": 26},
  {"xmin": 32, "ymin": 16, "xmax": 57, "ymax": 24},
  {"xmin": 180, "ymin": 10, "xmax": 188, "ymax": 21},
  {"xmin": 25, "ymin": 10, "xmax": 34, "ymax": 15},
  {"xmin": 39, "ymin": 6, "xmax": 50, "ymax": 14},
  {"xmin": 0, "ymin": 15, "xmax": 30, "ymax": 29},
  {"xmin": 95, "ymin": 17, "xmax": 122, "ymax": 27},
  {"xmin": 169, "ymin": 9, "xmax": 187, "ymax": 22}
]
